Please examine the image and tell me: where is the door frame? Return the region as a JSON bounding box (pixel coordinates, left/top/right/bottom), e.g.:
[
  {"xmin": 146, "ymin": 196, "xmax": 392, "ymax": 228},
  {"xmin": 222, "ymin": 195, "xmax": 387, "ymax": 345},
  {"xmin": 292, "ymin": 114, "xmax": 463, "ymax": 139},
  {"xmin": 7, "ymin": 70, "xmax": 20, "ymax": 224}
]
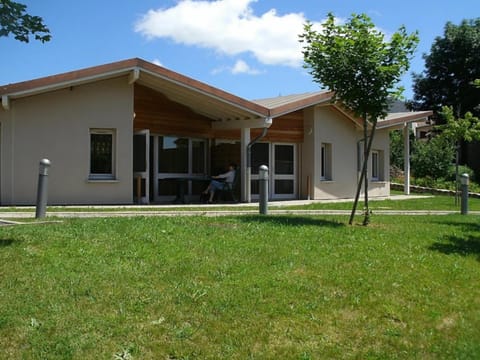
[
  {"xmin": 152, "ymin": 134, "xmax": 208, "ymax": 203},
  {"xmin": 272, "ymin": 142, "xmax": 297, "ymax": 200},
  {"xmin": 133, "ymin": 129, "xmax": 150, "ymax": 204},
  {"xmin": 250, "ymin": 142, "xmax": 297, "ymax": 200}
]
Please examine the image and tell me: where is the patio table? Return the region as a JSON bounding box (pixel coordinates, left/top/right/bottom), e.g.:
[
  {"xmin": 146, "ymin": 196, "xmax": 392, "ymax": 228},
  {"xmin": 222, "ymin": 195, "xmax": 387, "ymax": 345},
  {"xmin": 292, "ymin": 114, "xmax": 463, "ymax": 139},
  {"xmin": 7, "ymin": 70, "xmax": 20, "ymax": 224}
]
[{"xmin": 163, "ymin": 176, "xmax": 212, "ymax": 204}]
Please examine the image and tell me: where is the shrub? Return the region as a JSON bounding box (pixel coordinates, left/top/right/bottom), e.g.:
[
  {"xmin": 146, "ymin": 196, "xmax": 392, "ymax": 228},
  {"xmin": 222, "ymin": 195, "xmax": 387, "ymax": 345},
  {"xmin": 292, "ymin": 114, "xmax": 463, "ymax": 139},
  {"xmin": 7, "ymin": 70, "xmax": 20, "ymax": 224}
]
[
  {"xmin": 446, "ymin": 164, "xmax": 475, "ymax": 182},
  {"xmin": 411, "ymin": 136, "xmax": 455, "ymax": 179}
]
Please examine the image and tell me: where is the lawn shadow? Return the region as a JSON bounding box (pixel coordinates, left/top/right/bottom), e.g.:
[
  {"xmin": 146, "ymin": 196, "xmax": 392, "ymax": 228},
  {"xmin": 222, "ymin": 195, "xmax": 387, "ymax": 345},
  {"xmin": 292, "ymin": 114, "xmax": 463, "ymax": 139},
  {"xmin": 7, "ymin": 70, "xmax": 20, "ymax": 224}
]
[
  {"xmin": 429, "ymin": 219, "xmax": 480, "ymax": 261},
  {"xmin": 0, "ymin": 239, "xmax": 16, "ymax": 247},
  {"xmin": 432, "ymin": 220, "xmax": 480, "ymax": 233},
  {"xmin": 239, "ymin": 215, "xmax": 345, "ymax": 228},
  {"xmin": 429, "ymin": 235, "xmax": 480, "ymax": 261}
]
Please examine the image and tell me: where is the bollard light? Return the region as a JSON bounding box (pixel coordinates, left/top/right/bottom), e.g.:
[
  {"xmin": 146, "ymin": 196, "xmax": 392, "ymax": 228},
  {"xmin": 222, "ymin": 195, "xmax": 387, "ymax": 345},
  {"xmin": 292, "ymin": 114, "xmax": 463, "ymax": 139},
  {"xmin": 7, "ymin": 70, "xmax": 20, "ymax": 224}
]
[
  {"xmin": 39, "ymin": 158, "xmax": 51, "ymax": 175},
  {"xmin": 460, "ymin": 173, "xmax": 469, "ymax": 215},
  {"xmin": 259, "ymin": 165, "xmax": 269, "ymax": 215},
  {"xmin": 35, "ymin": 159, "xmax": 51, "ymax": 219}
]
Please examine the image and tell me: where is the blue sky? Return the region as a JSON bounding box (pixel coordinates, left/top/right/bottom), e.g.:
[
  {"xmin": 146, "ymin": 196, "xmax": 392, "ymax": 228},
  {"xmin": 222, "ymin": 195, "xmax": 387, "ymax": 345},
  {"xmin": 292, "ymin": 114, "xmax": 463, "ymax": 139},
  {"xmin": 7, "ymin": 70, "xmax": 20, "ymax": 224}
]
[{"xmin": 1, "ymin": 0, "xmax": 479, "ymax": 100}]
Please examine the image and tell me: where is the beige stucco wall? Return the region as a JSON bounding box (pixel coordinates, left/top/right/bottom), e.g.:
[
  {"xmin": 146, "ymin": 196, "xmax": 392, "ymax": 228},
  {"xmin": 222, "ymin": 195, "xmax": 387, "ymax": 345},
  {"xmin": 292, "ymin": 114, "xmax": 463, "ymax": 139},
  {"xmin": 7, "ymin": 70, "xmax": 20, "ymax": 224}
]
[
  {"xmin": 0, "ymin": 77, "xmax": 134, "ymax": 205},
  {"xmin": 301, "ymin": 106, "xmax": 390, "ymax": 200}
]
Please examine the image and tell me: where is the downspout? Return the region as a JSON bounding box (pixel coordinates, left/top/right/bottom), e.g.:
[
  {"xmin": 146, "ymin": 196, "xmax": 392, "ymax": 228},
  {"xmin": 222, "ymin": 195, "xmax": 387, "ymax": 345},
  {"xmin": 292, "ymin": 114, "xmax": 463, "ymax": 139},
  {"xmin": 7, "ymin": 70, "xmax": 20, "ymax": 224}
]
[
  {"xmin": 2, "ymin": 95, "xmax": 10, "ymax": 111},
  {"xmin": 128, "ymin": 68, "xmax": 140, "ymax": 85},
  {"xmin": 246, "ymin": 125, "xmax": 269, "ymax": 203}
]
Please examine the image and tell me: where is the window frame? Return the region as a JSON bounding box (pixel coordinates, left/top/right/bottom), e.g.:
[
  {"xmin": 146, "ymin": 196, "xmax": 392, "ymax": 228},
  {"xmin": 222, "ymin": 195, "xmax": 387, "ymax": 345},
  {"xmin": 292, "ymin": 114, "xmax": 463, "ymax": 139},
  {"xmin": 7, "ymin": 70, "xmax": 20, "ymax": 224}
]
[
  {"xmin": 320, "ymin": 142, "xmax": 332, "ymax": 181},
  {"xmin": 89, "ymin": 129, "xmax": 116, "ymax": 181},
  {"xmin": 371, "ymin": 149, "xmax": 380, "ymax": 181}
]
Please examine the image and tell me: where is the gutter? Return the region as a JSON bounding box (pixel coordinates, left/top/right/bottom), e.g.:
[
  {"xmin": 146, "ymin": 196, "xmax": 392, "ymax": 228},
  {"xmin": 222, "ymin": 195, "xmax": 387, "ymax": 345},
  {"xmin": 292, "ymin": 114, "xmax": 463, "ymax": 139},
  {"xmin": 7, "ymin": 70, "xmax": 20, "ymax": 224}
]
[{"xmin": 2, "ymin": 68, "xmax": 136, "ymax": 100}]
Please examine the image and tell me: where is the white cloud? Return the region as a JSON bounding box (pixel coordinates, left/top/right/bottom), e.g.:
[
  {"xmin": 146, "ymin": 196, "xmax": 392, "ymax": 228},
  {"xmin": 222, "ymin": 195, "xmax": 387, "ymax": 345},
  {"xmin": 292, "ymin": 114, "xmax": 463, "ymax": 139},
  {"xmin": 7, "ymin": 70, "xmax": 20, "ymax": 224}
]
[
  {"xmin": 151, "ymin": 58, "xmax": 163, "ymax": 66},
  {"xmin": 231, "ymin": 59, "xmax": 260, "ymax": 74},
  {"xmin": 210, "ymin": 59, "xmax": 261, "ymax": 75},
  {"xmin": 135, "ymin": 0, "xmax": 323, "ymax": 68}
]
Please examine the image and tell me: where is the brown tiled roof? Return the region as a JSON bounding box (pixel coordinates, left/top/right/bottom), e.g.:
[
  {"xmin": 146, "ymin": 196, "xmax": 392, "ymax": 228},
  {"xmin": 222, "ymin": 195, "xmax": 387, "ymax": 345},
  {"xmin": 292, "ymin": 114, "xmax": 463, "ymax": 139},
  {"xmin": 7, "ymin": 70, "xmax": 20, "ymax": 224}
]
[
  {"xmin": 1, "ymin": 58, "xmax": 432, "ymax": 127},
  {"xmin": 0, "ymin": 58, "xmax": 269, "ymax": 121}
]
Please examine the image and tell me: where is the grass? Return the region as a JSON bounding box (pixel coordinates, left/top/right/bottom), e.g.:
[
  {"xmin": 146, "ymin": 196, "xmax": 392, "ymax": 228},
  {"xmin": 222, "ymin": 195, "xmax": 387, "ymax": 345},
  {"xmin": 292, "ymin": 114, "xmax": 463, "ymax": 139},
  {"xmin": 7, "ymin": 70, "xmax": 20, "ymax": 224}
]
[
  {"xmin": 282, "ymin": 194, "xmax": 480, "ymax": 211},
  {"xmin": 1, "ymin": 214, "xmax": 479, "ymax": 359},
  {"xmin": 2, "ymin": 192, "xmax": 480, "ymax": 213}
]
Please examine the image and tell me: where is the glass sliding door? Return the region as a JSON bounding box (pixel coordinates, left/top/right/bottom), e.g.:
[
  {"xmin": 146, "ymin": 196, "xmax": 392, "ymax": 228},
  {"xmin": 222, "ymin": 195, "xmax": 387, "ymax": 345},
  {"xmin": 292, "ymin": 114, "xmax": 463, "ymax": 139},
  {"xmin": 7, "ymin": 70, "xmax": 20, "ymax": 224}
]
[
  {"xmin": 133, "ymin": 129, "xmax": 150, "ymax": 204},
  {"xmin": 250, "ymin": 142, "xmax": 269, "ymax": 196},
  {"xmin": 250, "ymin": 142, "xmax": 296, "ymax": 200},
  {"xmin": 154, "ymin": 135, "xmax": 207, "ymax": 202},
  {"xmin": 158, "ymin": 136, "xmax": 189, "ymax": 174},
  {"xmin": 273, "ymin": 143, "xmax": 296, "ymax": 199}
]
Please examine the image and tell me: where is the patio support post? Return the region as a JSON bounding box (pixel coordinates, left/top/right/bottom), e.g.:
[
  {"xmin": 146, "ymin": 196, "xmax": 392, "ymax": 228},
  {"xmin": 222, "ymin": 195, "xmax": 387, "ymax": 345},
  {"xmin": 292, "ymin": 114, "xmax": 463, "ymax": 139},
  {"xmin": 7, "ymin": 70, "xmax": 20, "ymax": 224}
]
[
  {"xmin": 403, "ymin": 122, "xmax": 410, "ymax": 195},
  {"xmin": 241, "ymin": 128, "xmax": 250, "ymax": 203}
]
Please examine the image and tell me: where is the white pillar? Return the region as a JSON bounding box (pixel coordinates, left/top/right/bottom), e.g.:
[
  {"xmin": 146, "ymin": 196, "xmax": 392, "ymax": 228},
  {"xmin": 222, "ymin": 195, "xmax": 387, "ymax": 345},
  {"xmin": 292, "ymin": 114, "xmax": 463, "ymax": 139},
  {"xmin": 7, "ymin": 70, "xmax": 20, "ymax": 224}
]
[
  {"xmin": 403, "ymin": 123, "xmax": 410, "ymax": 195},
  {"xmin": 240, "ymin": 128, "xmax": 250, "ymax": 202}
]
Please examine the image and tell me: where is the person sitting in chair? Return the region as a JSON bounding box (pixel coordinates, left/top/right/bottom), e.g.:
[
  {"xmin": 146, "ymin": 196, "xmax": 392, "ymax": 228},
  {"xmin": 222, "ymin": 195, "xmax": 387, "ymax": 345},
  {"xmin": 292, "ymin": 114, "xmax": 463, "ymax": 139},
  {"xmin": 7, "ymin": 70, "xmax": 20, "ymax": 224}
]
[{"xmin": 202, "ymin": 163, "xmax": 236, "ymax": 203}]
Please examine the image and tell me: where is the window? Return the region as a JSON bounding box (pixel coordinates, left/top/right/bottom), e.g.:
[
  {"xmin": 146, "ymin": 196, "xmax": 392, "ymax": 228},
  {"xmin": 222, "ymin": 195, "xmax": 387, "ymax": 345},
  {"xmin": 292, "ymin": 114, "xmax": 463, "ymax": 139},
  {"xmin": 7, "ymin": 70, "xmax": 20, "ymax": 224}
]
[
  {"xmin": 274, "ymin": 144, "xmax": 294, "ymax": 175},
  {"xmin": 251, "ymin": 142, "xmax": 269, "ymax": 174},
  {"xmin": 156, "ymin": 136, "xmax": 207, "ymax": 198},
  {"xmin": 158, "ymin": 136, "xmax": 189, "ymax": 174},
  {"xmin": 90, "ymin": 129, "xmax": 115, "ymax": 179},
  {"xmin": 157, "ymin": 136, "xmax": 206, "ymax": 175},
  {"xmin": 320, "ymin": 143, "xmax": 332, "ymax": 180},
  {"xmin": 371, "ymin": 150, "xmax": 384, "ymax": 181}
]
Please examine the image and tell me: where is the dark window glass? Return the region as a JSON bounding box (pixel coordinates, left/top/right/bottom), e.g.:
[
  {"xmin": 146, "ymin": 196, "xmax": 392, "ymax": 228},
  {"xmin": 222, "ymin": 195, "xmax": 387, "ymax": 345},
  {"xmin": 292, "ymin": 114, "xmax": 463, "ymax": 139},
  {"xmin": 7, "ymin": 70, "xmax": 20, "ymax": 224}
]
[
  {"xmin": 321, "ymin": 145, "xmax": 326, "ymax": 178},
  {"xmin": 192, "ymin": 140, "xmax": 206, "ymax": 174},
  {"xmin": 275, "ymin": 180, "xmax": 294, "ymax": 194},
  {"xmin": 251, "ymin": 143, "xmax": 269, "ymax": 174},
  {"xmin": 158, "ymin": 136, "xmax": 188, "ymax": 173},
  {"xmin": 372, "ymin": 151, "xmax": 379, "ymax": 179},
  {"xmin": 251, "ymin": 179, "xmax": 259, "ymax": 195},
  {"xmin": 133, "ymin": 134, "xmax": 147, "ymax": 172},
  {"xmin": 90, "ymin": 133, "xmax": 112, "ymax": 174},
  {"xmin": 275, "ymin": 145, "xmax": 294, "ymax": 175}
]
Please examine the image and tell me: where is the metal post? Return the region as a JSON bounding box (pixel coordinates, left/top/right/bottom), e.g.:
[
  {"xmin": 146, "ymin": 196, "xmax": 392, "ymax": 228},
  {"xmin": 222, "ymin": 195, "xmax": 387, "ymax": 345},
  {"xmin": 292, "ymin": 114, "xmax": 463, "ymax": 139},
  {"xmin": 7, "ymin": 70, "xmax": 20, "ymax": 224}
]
[
  {"xmin": 460, "ymin": 173, "xmax": 469, "ymax": 215},
  {"xmin": 259, "ymin": 165, "xmax": 269, "ymax": 215},
  {"xmin": 403, "ymin": 123, "xmax": 410, "ymax": 195},
  {"xmin": 35, "ymin": 159, "xmax": 51, "ymax": 219}
]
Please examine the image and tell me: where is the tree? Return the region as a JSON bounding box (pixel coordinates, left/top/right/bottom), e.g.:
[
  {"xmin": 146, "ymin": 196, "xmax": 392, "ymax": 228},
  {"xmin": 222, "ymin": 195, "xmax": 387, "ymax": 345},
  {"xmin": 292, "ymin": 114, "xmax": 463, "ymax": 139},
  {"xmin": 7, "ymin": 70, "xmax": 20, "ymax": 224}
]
[
  {"xmin": 300, "ymin": 13, "xmax": 418, "ymax": 225},
  {"xmin": 436, "ymin": 106, "xmax": 480, "ymax": 201},
  {"xmin": 0, "ymin": 0, "xmax": 50, "ymax": 43},
  {"xmin": 390, "ymin": 130, "xmax": 405, "ymax": 170},
  {"xmin": 410, "ymin": 135, "xmax": 455, "ymax": 180},
  {"xmin": 412, "ymin": 19, "xmax": 480, "ymax": 118}
]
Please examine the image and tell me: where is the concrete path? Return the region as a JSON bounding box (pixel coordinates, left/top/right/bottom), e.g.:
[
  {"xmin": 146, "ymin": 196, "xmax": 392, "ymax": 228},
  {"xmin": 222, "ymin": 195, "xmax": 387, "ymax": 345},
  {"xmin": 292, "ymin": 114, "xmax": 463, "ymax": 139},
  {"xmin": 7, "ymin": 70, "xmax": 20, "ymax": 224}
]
[{"xmin": 0, "ymin": 195, "xmax": 478, "ymax": 220}]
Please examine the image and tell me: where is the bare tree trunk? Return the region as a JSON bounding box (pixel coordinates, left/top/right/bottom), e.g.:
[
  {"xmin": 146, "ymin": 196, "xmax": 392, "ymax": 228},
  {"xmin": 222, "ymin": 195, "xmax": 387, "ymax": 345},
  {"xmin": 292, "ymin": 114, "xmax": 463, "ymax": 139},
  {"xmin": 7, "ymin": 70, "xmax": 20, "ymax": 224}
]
[
  {"xmin": 349, "ymin": 115, "xmax": 377, "ymax": 225},
  {"xmin": 363, "ymin": 117, "xmax": 370, "ymax": 225}
]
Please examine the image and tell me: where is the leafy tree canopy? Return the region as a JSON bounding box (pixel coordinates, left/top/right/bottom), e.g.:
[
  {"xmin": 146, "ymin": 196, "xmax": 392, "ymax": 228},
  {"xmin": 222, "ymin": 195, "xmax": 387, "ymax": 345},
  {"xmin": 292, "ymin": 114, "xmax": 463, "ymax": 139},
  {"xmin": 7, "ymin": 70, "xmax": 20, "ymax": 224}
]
[
  {"xmin": 0, "ymin": 0, "xmax": 50, "ymax": 43},
  {"xmin": 437, "ymin": 106, "xmax": 480, "ymax": 143},
  {"xmin": 300, "ymin": 12, "xmax": 419, "ymax": 121},
  {"xmin": 411, "ymin": 135, "xmax": 455, "ymax": 180},
  {"xmin": 300, "ymin": 13, "xmax": 418, "ymax": 225},
  {"xmin": 412, "ymin": 18, "xmax": 480, "ymax": 117}
]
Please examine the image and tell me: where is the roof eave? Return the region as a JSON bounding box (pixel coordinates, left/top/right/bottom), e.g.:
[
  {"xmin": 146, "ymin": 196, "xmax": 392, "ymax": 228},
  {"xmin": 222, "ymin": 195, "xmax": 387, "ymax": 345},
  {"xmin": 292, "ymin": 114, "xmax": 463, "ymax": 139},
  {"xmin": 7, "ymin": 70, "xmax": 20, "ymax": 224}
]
[
  {"xmin": 267, "ymin": 91, "xmax": 335, "ymax": 118},
  {"xmin": 137, "ymin": 64, "xmax": 269, "ymax": 119},
  {"xmin": 377, "ymin": 111, "xmax": 434, "ymax": 129},
  {"xmin": 0, "ymin": 58, "xmax": 270, "ymax": 120}
]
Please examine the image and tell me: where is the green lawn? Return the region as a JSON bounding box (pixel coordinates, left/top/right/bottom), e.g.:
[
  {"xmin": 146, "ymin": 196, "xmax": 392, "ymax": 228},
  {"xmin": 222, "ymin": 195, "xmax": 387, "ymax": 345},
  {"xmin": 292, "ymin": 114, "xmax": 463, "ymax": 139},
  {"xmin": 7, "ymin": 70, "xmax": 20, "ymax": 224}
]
[
  {"xmin": 280, "ymin": 193, "xmax": 480, "ymax": 211},
  {"xmin": 1, "ymin": 214, "xmax": 479, "ymax": 359},
  {"xmin": 2, "ymin": 192, "xmax": 480, "ymax": 213}
]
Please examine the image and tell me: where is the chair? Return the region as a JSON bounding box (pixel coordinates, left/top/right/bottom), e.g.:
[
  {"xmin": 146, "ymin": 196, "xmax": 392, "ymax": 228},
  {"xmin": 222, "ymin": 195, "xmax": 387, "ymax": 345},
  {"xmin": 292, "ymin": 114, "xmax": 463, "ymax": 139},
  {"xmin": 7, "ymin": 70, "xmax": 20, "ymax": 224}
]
[{"xmin": 217, "ymin": 171, "xmax": 239, "ymax": 203}]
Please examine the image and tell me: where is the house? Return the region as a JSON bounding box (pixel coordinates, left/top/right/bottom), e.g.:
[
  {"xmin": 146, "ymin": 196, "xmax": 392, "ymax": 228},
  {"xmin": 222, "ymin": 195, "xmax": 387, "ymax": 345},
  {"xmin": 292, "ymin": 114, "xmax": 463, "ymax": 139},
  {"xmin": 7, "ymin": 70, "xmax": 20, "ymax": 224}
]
[{"xmin": 0, "ymin": 58, "xmax": 431, "ymax": 205}]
